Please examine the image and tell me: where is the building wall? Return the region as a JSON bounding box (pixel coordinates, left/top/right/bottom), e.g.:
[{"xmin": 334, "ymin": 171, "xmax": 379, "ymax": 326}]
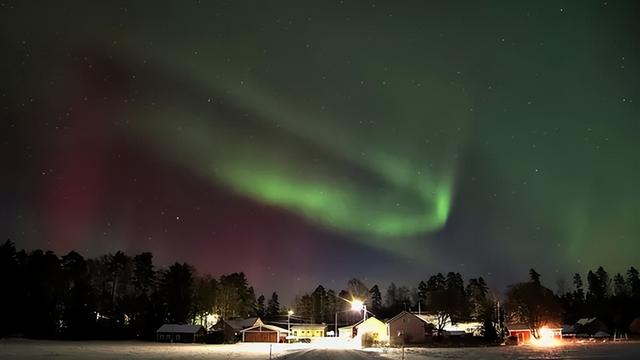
[
  {"xmin": 157, "ymin": 332, "xmax": 199, "ymax": 343},
  {"xmin": 509, "ymin": 330, "xmax": 531, "ymax": 344},
  {"xmin": 356, "ymin": 318, "xmax": 389, "ymax": 344},
  {"xmin": 388, "ymin": 313, "xmax": 427, "ymax": 345},
  {"xmin": 291, "ymin": 326, "xmax": 325, "ymax": 338},
  {"xmin": 244, "ymin": 330, "xmax": 278, "ymax": 343}
]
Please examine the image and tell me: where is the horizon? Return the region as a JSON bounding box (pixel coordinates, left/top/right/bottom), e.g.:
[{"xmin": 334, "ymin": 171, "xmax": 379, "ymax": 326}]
[{"xmin": 4, "ymin": 240, "xmax": 636, "ymax": 308}]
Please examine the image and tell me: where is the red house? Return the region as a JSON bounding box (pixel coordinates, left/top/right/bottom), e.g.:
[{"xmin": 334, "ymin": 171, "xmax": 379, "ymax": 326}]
[{"xmin": 507, "ymin": 324, "xmax": 562, "ymax": 345}]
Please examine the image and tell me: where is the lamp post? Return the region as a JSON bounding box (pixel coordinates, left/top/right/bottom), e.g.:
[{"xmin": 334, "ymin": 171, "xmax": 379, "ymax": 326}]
[
  {"xmin": 334, "ymin": 309, "xmax": 351, "ymax": 337},
  {"xmin": 287, "ymin": 310, "xmax": 294, "ymax": 343}
]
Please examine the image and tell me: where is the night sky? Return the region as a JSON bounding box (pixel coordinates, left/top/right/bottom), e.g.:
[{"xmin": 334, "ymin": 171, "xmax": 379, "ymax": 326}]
[{"xmin": 2, "ymin": 1, "xmax": 639, "ymax": 302}]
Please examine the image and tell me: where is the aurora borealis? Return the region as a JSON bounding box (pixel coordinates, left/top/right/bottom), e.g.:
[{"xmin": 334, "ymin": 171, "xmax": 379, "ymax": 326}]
[{"xmin": 2, "ymin": 1, "xmax": 639, "ymax": 299}]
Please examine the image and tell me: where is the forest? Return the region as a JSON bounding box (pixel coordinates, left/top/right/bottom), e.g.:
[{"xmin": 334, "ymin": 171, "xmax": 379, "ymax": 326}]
[{"xmin": 1, "ymin": 240, "xmax": 639, "ymax": 341}]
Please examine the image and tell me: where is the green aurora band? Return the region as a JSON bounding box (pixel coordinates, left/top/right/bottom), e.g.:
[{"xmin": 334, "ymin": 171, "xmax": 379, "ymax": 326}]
[{"xmin": 129, "ymin": 69, "xmax": 467, "ymax": 246}]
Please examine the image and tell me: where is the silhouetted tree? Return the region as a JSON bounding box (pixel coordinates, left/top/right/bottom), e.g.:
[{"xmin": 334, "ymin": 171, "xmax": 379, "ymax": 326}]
[
  {"xmin": 24, "ymin": 250, "xmax": 63, "ymax": 338},
  {"xmin": 529, "ymin": 268, "xmax": 541, "ymax": 284},
  {"xmin": 369, "ymin": 285, "xmax": 382, "ymax": 314},
  {"xmin": 384, "ymin": 282, "xmax": 402, "ymax": 316},
  {"xmin": 311, "ymin": 285, "xmax": 327, "ymax": 323},
  {"xmin": 425, "ymin": 273, "xmax": 449, "ymax": 336},
  {"xmin": 325, "ymin": 289, "xmax": 337, "ymax": 324},
  {"xmin": 346, "ymin": 278, "xmax": 369, "ymax": 302},
  {"xmin": 266, "ymin": 292, "xmax": 280, "ymax": 318},
  {"xmin": 217, "ymin": 272, "xmax": 255, "ymax": 318},
  {"xmin": 256, "ymin": 295, "xmax": 266, "ymax": 318},
  {"xmin": 417, "ymin": 281, "xmax": 427, "ymax": 313},
  {"xmin": 132, "ymin": 252, "xmax": 155, "ymax": 296},
  {"xmin": 60, "ymin": 251, "xmax": 95, "ymax": 338},
  {"xmin": 0, "ymin": 240, "xmax": 24, "ymax": 336},
  {"xmin": 505, "ymin": 271, "xmax": 562, "ymax": 338},
  {"xmin": 294, "ymin": 294, "xmax": 313, "ymax": 322},
  {"xmin": 397, "ymin": 285, "xmax": 412, "ymax": 311},
  {"xmin": 445, "ymin": 272, "xmax": 469, "ymax": 323},
  {"xmin": 194, "ymin": 275, "xmax": 217, "ymax": 327},
  {"xmin": 130, "ymin": 252, "xmax": 156, "ymax": 339},
  {"xmin": 467, "ymin": 277, "xmax": 489, "ymax": 321},
  {"xmin": 161, "ymin": 262, "xmax": 194, "ymax": 324}
]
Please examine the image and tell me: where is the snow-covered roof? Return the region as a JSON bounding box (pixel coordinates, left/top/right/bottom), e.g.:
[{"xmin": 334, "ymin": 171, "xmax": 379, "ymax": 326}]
[
  {"xmin": 415, "ymin": 314, "xmax": 440, "ymax": 324},
  {"xmin": 576, "ymin": 317, "xmax": 598, "ymax": 326},
  {"xmin": 415, "ymin": 314, "xmax": 482, "ymax": 334},
  {"xmin": 506, "ymin": 324, "xmax": 531, "ymax": 331},
  {"xmin": 240, "ymin": 323, "xmax": 289, "ymax": 333},
  {"xmin": 157, "ymin": 324, "xmax": 205, "ymax": 334}
]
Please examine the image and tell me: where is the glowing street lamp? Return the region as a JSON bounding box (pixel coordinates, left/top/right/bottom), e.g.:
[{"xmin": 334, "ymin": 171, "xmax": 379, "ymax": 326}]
[
  {"xmin": 351, "ymin": 299, "xmax": 367, "ymax": 320},
  {"xmin": 335, "ymin": 298, "xmax": 368, "ymax": 337}
]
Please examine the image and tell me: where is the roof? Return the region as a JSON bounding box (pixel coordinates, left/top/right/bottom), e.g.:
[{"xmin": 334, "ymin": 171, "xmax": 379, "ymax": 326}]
[
  {"xmin": 415, "ymin": 314, "xmax": 440, "ymax": 324},
  {"xmin": 225, "ymin": 317, "xmax": 259, "ymax": 331},
  {"xmin": 506, "ymin": 324, "xmax": 531, "ymax": 331},
  {"xmin": 576, "ymin": 317, "xmax": 599, "ymax": 326},
  {"xmin": 240, "ymin": 323, "xmax": 289, "ymax": 334},
  {"xmin": 387, "ymin": 311, "xmax": 420, "ymax": 324},
  {"xmin": 506, "ymin": 323, "xmax": 562, "ymax": 331},
  {"xmin": 157, "ymin": 324, "xmax": 205, "ymax": 334}
]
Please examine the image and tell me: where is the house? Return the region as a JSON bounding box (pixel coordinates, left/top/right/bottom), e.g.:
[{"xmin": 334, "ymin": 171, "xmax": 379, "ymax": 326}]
[
  {"xmin": 156, "ymin": 324, "xmax": 206, "ymax": 343},
  {"xmin": 574, "ymin": 318, "xmax": 608, "ymax": 336},
  {"xmin": 339, "ymin": 316, "xmax": 388, "ymax": 346},
  {"xmin": 290, "ymin": 323, "xmax": 326, "ymax": 340},
  {"xmin": 506, "ymin": 324, "xmax": 562, "ymax": 345},
  {"xmin": 209, "ymin": 317, "xmax": 259, "ymax": 343},
  {"xmin": 386, "ymin": 311, "xmax": 432, "ymax": 345},
  {"xmin": 240, "ymin": 318, "xmax": 289, "ymax": 343},
  {"xmin": 210, "ymin": 319, "xmax": 238, "ymax": 343},
  {"xmin": 507, "ymin": 324, "xmax": 534, "ymax": 344}
]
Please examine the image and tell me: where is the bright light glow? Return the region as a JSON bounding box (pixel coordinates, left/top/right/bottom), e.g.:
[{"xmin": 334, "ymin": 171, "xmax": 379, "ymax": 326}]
[
  {"xmin": 531, "ymin": 326, "xmax": 562, "ymax": 347},
  {"xmin": 351, "ymin": 299, "xmax": 364, "ymax": 312},
  {"xmin": 288, "ymin": 310, "xmax": 294, "ymax": 315}
]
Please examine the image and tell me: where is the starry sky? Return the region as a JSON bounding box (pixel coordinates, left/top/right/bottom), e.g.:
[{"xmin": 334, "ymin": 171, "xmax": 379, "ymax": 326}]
[{"xmin": 1, "ymin": 1, "xmax": 639, "ymax": 302}]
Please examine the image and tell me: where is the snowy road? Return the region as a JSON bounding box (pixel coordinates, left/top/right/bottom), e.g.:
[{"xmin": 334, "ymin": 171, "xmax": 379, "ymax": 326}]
[{"xmin": 2, "ymin": 339, "xmax": 640, "ymax": 359}]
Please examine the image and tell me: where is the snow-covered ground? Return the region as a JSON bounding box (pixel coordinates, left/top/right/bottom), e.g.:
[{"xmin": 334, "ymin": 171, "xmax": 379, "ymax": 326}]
[
  {"xmin": 1, "ymin": 339, "xmax": 640, "ymax": 359},
  {"xmin": 379, "ymin": 341, "xmax": 640, "ymax": 359},
  {"xmin": 0, "ymin": 339, "xmax": 297, "ymax": 360}
]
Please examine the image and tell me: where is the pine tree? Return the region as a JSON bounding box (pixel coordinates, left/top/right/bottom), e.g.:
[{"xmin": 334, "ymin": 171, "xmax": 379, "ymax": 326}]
[
  {"xmin": 369, "ymin": 285, "xmax": 382, "ymax": 313},
  {"xmin": 256, "ymin": 295, "xmax": 266, "ymax": 318},
  {"xmin": 266, "ymin": 292, "xmax": 280, "ymax": 318}
]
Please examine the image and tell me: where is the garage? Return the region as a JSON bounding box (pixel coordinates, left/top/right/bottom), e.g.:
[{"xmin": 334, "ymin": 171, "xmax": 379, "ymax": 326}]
[{"xmin": 240, "ymin": 319, "xmax": 289, "ymax": 343}]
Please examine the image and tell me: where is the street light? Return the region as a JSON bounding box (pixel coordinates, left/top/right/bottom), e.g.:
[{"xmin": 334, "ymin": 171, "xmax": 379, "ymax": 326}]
[
  {"xmin": 287, "ymin": 310, "xmax": 294, "ymax": 343},
  {"xmin": 335, "ymin": 298, "xmax": 368, "ymax": 337},
  {"xmin": 350, "ymin": 299, "xmax": 367, "ymax": 320}
]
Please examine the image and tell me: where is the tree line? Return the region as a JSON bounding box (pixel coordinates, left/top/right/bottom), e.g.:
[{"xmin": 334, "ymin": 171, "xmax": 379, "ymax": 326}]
[
  {"xmin": 293, "ymin": 269, "xmax": 640, "ymax": 340},
  {"xmin": 0, "ymin": 241, "xmax": 259, "ymax": 340},
  {"xmin": 1, "ymin": 240, "xmax": 639, "ymax": 341}
]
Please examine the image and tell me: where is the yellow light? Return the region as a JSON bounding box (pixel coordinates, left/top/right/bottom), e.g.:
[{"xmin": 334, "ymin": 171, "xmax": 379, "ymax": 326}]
[
  {"xmin": 288, "ymin": 310, "xmax": 294, "ymax": 315},
  {"xmin": 351, "ymin": 299, "xmax": 364, "ymax": 312},
  {"xmin": 531, "ymin": 326, "xmax": 562, "ymax": 347}
]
